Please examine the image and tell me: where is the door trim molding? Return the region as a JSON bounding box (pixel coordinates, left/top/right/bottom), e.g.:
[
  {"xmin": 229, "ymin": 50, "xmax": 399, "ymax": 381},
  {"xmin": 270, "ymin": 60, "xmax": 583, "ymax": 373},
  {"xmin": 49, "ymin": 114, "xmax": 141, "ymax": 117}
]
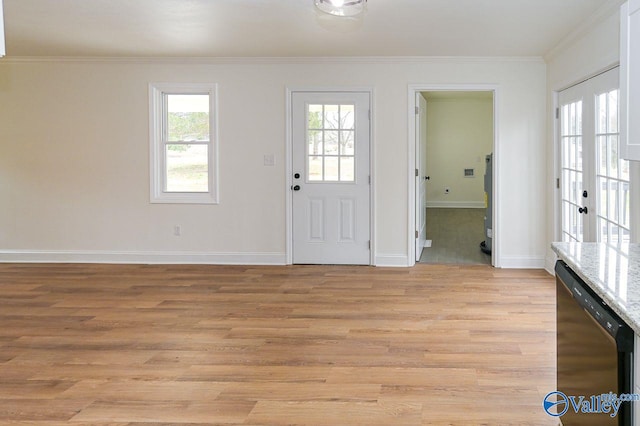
[
  {"xmin": 407, "ymin": 84, "xmax": 500, "ymax": 267},
  {"xmin": 285, "ymin": 87, "xmax": 375, "ymax": 265}
]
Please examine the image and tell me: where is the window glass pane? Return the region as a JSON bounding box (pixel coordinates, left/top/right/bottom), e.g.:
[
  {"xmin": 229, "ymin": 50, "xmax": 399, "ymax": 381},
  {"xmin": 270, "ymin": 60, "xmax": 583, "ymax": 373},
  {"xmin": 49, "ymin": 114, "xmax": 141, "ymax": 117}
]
[
  {"xmin": 608, "ymin": 90, "xmax": 618, "ymax": 133},
  {"xmin": 340, "ymin": 105, "xmax": 355, "ymax": 129},
  {"xmin": 324, "ymin": 131, "xmax": 339, "ymax": 155},
  {"xmin": 340, "ymin": 131, "xmax": 355, "ymax": 155},
  {"xmin": 308, "ymin": 131, "xmax": 322, "ymax": 156},
  {"xmin": 569, "ymin": 103, "xmax": 576, "ymax": 135},
  {"xmin": 576, "ymin": 137, "xmax": 583, "ymax": 171},
  {"xmin": 575, "ymin": 171, "xmax": 582, "ymax": 204},
  {"xmin": 598, "ymin": 218, "xmax": 606, "ymax": 243},
  {"xmin": 597, "ymin": 93, "xmax": 607, "ymax": 134},
  {"xmin": 308, "ymin": 156, "xmax": 323, "ymax": 181},
  {"xmin": 340, "ymin": 157, "xmax": 355, "ymax": 182},
  {"xmin": 568, "ymin": 171, "xmax": 575, "ymax": 203},
  {"xmin": 324, "ymin": 105, "xmax": 340, "ymax": 129},
  {"xmin": 562, "ymin": 105, "xmax": 569, "ymax": 136},
  {"xmin": 575, "ymin": 207, "xmax": 583, "ymax": 242},
  {"xmin": 598, "ymin": 136, "xmax": 607, "ymax": 176},
  {"xmin": 308, "ymin": 105, "xmax": 323, "ymax": 130},
  {"xmin": 611, "ymin": 223, "xmax": 620, "ymax": 244},
  {"xmin": 562, "ymin": 170, "xmax": 570, "ymax": 200},
  {"xmin": 610, "ymin": 137, "xmax": 618, "ymax": 178},
  {"xmin": 569, "ymin": 137, "xmax": 576, "ymax": 169},
  {"xmin": 324, "ymin": 157, "xmax": 339, "ymax": 181},
  {"xmin": 563, "ymin": 201, "xmax": 570, "ymax": 238},
  {"xmin": 598, "ymin": 219, "xmax": 609, "ymax": 243},
  {"xmin": 167, "ymin": 94, "xmax": 209, "ymax": 142},
  {"xmin": 165, "ymin": 144, "xmax": 208, "ymax": 192},
  {"xmin": 576, "ymin": 101, "xmax": 582, "ymax": 135},
  {"xmin": 599, "ymin": 177, "xmax": 608, "ymax": 219},
  {"xmin": 609, "ymin": 179, "xmax": 619, "ymax": 222}
]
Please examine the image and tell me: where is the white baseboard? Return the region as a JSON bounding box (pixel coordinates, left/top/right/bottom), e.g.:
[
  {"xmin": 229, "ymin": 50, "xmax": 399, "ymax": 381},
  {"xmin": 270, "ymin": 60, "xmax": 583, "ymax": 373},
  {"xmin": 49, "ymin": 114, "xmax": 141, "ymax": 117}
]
[
  {"xmin": 375, "ymin": 254, "xmax": 410, "ymax": 267},
  {"xmin": 545, "ymin": 254, "xmax": 558, "ymax": 275},
  {"xmin": 0, "ymin": 250, "xmax": 287, "ymax": 265},
  {"xmin": 498, "ymin": 255, "xmax": 546, "ymax": 269},
  {"xmin": 426, "ymin": 201, "xmax": 485, "ymax": 209}
]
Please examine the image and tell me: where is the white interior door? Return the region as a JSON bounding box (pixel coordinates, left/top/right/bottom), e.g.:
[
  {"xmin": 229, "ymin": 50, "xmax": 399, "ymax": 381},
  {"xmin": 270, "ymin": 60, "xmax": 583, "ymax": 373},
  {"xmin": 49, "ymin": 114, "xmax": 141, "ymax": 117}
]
[
  {"xmin": 291, "ymin": 92, "xmax": 371, "ymax": 265},
  {"xmin": 558, "ymin": 68, "xmax": 630, "ymax": 244},
  {"xmin": 415, "ymin": 93, "xmax": 428, "ymax": 259}
]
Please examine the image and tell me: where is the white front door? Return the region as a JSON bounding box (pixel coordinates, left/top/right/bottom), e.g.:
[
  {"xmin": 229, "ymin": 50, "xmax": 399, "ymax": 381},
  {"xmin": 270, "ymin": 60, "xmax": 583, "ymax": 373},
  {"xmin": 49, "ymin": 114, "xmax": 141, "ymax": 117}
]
[
  {"xmin": 291, "ymin": 92, "xmax": 371, "ymax": 265},
  {"xmin": 415, "ymin": 92, "xmax": 428, "ymax": 259}
]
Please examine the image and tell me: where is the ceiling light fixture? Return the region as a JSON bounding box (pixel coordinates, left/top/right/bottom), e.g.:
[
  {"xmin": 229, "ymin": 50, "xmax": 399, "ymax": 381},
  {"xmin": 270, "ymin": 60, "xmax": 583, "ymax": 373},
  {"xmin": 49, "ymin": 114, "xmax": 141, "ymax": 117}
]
[{"xmin": 314, "ymin": 0, "xmax": 367, "ymax": 17}]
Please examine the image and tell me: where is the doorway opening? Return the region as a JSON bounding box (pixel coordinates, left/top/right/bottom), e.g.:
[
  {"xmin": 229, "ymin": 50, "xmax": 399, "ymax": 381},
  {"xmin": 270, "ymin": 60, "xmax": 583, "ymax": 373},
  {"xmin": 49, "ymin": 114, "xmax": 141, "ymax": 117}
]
[{"xmin": 408, "ymin": 86, "xmax": 497, "ymax": 266}]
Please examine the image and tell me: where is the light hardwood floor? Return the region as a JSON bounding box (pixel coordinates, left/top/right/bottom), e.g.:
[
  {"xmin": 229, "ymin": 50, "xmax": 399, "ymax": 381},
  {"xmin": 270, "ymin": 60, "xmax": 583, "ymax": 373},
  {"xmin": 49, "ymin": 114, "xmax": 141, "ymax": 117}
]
[{"xmin": 0, "ymin": 263, "xmax": 557, "ymax": 425}]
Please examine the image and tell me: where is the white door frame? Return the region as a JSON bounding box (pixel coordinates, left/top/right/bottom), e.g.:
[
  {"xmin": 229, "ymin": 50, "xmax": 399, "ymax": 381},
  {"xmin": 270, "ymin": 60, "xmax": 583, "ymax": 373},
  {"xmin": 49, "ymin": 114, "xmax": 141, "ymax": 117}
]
[
  {"xmin": 407, "ymin": 84, "xmax": 500, "ymax": 267},
  {"xmin": 285, "ymin": 87, "xmax": 376, "ymax": 265}
]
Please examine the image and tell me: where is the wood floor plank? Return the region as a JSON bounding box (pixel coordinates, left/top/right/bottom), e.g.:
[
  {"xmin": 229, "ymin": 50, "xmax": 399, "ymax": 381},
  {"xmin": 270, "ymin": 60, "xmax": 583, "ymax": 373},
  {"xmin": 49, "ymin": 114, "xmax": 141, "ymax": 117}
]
[{"xmin": 0, "ymin": 263, "xmax": 556, "ymax": 424}]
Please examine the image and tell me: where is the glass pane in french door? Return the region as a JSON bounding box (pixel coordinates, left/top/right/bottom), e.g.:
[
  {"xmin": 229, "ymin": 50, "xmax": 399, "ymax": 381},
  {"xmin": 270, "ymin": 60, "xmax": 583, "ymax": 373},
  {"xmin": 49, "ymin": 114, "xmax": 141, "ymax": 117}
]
[
  {"xmin": 560, "ymin": 100, "xmax": 584, "ymax": 242},
  {"xmin": 595, "ymin": 88, "xmax": 631, "ymax": 245}
]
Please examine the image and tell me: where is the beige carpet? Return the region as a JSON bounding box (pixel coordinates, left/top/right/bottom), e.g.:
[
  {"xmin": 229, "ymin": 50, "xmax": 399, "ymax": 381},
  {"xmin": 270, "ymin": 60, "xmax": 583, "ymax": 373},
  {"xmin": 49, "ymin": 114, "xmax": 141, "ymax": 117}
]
[{"xmin": 419, "ymin": 208, "xmax": 491, "ymax": 265}]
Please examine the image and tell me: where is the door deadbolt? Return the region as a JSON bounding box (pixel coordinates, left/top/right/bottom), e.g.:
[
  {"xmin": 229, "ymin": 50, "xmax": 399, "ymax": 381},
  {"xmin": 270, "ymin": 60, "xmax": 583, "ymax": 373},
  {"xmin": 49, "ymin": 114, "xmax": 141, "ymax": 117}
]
[{"xmin": 294, "ymin": 173, "xmax": 300, "ymax": 179}]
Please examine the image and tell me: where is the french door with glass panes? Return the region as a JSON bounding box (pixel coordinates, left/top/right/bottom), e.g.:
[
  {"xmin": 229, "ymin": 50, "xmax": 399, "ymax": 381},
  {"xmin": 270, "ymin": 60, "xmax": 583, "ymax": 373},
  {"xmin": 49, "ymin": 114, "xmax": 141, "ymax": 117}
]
[{"xmin": 559, "ymin": 68, "xmax": 631, "ymax": 245}]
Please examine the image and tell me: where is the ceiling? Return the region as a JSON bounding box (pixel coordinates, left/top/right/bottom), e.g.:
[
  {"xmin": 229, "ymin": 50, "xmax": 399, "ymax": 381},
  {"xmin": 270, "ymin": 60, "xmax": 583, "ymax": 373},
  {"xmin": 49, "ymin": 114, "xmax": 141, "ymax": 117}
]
[{"xmin": 2, "ymin": 0, "xmax": 620, "ymax": 58}]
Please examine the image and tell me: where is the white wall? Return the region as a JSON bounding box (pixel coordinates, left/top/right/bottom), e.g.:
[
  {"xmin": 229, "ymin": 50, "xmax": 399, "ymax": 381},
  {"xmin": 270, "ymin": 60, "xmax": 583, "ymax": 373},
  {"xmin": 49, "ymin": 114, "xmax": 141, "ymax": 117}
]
[
  {"xmin": 425, "ymin": 96, "xmax": 493, "ymax": 208},
  {"xmin": 0, "ymin": 57, "xmax": 547, "ymax": 267}
]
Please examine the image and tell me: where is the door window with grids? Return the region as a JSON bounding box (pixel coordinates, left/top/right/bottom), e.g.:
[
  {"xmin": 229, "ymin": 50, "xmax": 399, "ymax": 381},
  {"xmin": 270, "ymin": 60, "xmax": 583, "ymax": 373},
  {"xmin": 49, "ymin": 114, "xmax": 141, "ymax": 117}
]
[{"xmin": 307, "ymin": 104, "xmax": 355, "ymax": 182}]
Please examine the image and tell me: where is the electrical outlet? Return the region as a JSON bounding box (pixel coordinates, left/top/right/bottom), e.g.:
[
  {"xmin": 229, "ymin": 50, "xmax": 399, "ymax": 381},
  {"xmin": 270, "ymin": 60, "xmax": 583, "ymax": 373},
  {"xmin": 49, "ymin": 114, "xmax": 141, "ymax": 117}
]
[{"xmin": 445, "ymin": 187, "xmax": 450, "ymax": 194}]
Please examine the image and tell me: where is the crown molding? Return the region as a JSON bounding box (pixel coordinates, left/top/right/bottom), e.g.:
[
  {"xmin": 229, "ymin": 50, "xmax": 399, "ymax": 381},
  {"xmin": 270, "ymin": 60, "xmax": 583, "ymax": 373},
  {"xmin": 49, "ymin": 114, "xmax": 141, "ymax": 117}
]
[{"xmin": 0, "ymin": 55, "xmax": 545, "ymax": 65}]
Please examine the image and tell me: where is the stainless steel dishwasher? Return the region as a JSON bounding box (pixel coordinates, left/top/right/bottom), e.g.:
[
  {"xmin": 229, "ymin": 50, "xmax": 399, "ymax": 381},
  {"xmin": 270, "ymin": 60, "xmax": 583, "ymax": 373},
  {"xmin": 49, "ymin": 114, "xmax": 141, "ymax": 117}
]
[{"xmin": 556, "ymin": 260, "xmax": 634, "ymax": 425}]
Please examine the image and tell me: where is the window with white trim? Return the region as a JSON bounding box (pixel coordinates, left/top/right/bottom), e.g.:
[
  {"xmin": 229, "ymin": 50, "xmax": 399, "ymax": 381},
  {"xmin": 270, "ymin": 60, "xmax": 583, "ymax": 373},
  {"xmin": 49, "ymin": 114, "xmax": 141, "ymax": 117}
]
[{"xmin": 149, "ymin": 83, "xmax": 218, "ymax": 204}]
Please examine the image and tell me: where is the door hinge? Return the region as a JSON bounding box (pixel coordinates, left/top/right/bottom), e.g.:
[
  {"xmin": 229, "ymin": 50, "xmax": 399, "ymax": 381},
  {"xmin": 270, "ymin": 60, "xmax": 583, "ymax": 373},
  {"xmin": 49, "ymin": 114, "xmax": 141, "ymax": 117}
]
[
  {"xmin": 368, "ymin": 175, "xmax": 371, "ymax": 184},
  {"xmin": 415, "ymin": 230, "xmax": 419, "ymax": 238},
  {"xmin": 368, "ymin": 110, "xmax": 371, "ymax": 120},
  {"xmin": 555, "ymin": 107, "xmax": 559, "ymax": 119},
  {"xmin": 415, "ymin": 168, "xmax": 419, "ymax": 177},
  {"xmin": 415, "ymin": 106, "xmax": 419, "ymax": 115},
  {"xmin": 368, "ymin": 240, "xmax": 371, "ymax": 249},
  {"xmin": 556, "ymin": 178, "xmax": 560, "ymax": 189}
]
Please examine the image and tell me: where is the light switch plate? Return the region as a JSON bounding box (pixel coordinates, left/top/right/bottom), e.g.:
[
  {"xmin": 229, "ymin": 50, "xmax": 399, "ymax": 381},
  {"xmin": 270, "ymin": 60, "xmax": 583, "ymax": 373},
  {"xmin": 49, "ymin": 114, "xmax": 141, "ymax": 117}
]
[{"xmin": 263, "ymin": 154, "xmax": 275, "ymax": 166}]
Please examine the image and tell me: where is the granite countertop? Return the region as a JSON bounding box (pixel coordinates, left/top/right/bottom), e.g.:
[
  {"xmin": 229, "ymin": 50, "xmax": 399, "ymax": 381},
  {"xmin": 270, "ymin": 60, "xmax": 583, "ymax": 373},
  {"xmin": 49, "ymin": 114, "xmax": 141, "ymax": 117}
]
[{"xmin": 552, "ymin": 242, "xmax": 640, "ymax": 335}]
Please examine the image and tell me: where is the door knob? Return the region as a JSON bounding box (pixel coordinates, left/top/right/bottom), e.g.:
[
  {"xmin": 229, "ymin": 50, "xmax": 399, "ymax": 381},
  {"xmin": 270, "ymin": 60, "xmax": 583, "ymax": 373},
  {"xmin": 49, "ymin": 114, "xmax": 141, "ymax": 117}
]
[
  {"xmin": 578, "ymin": 206, "xmax": 588, "ymax": 214},
  {"xmin": 293, "ymin": 185, "xmax": 301, "ymax": 191},
  {"xmin": 424, "ymin": 176, "xmax": 430, "ymax": 180}
]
